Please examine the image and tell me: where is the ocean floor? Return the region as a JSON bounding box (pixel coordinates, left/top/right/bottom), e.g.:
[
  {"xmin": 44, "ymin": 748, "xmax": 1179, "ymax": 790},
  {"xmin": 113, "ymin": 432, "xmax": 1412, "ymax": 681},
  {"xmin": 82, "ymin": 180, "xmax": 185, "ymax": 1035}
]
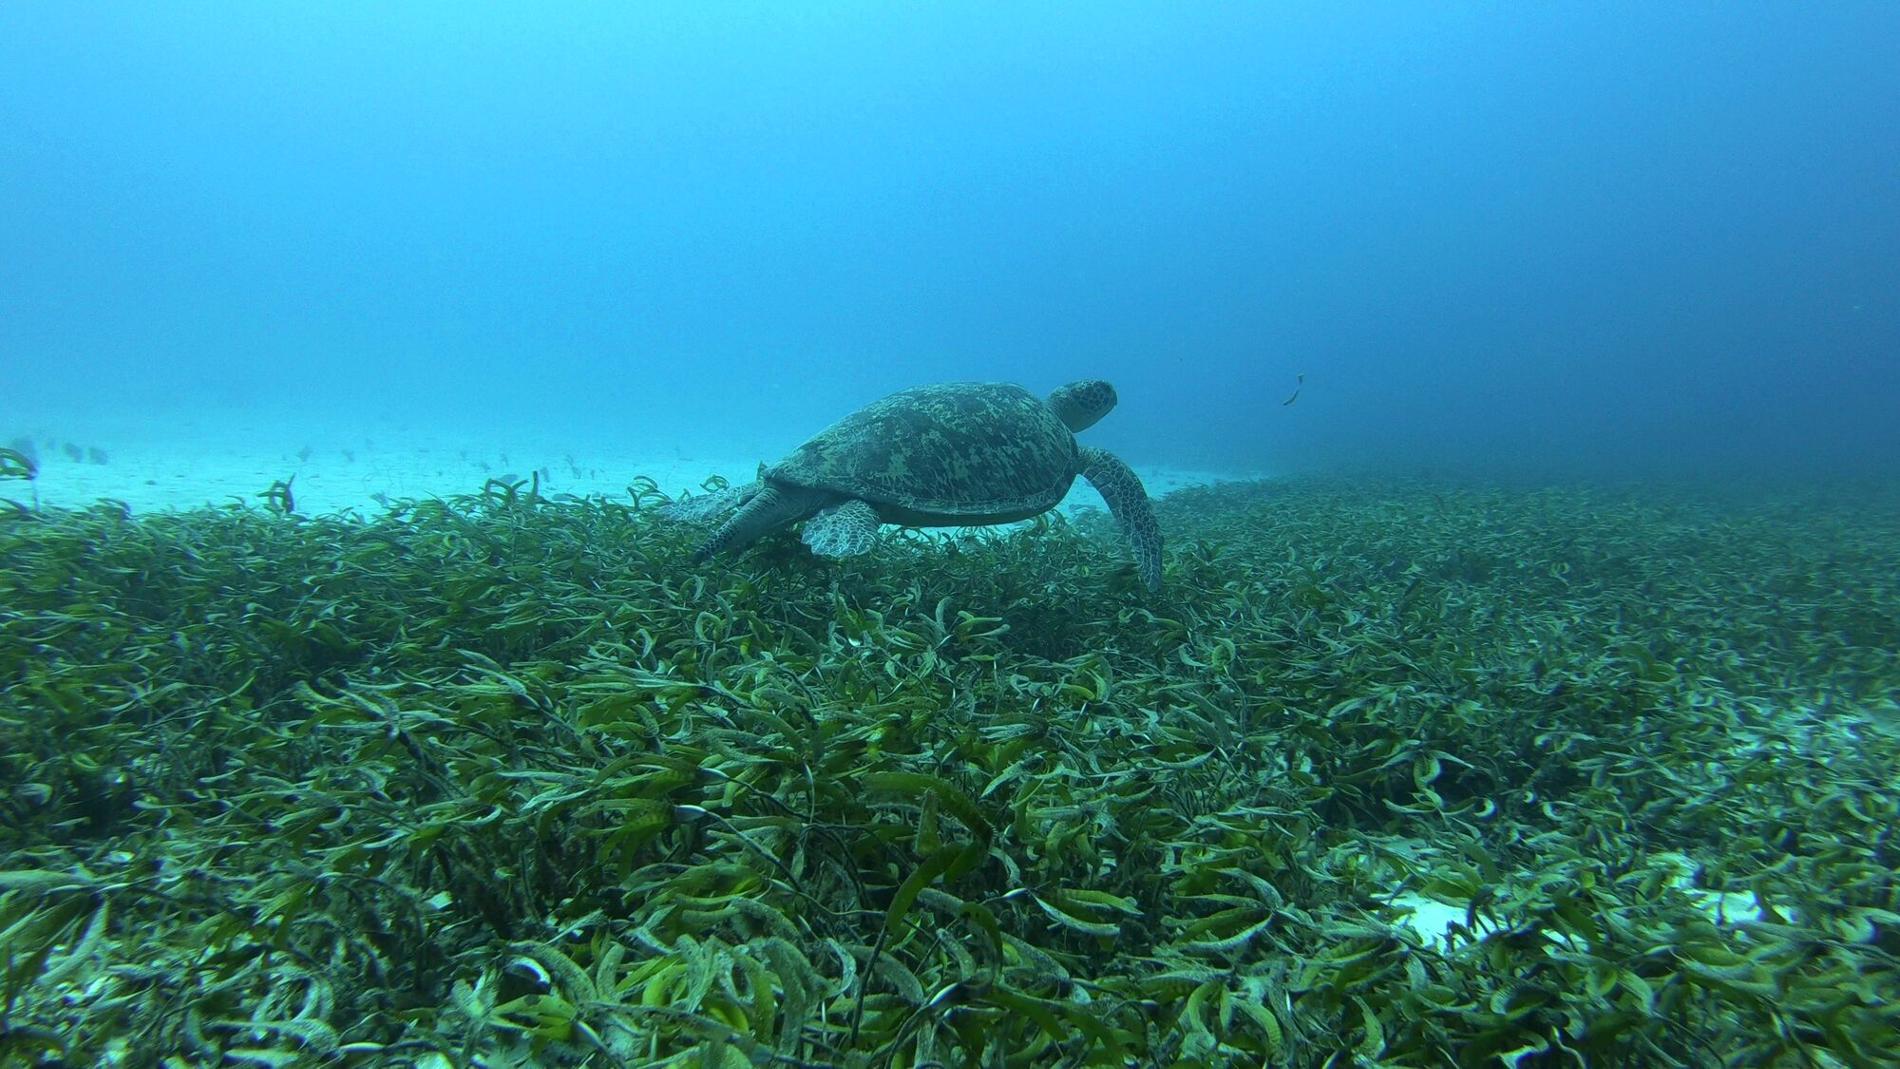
[
  {"xmin": 6, "ymin": 421, "xmax": 1892, "ymax": 1061},
  {"xmin": 9, "ymin": 404, "xmax": 1848, "ymax": 955},
  {"xmin": 3, "ymin": 404, "xmax": 1262, "ymax": 517}
]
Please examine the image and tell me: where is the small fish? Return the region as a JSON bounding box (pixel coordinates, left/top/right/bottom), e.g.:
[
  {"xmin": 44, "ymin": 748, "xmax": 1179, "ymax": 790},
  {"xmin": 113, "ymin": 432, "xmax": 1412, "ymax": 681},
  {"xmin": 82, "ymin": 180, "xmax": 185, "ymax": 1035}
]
[{"xmin": 1282, "ymin": 372, "xmax": 1304, "ymax": 407}]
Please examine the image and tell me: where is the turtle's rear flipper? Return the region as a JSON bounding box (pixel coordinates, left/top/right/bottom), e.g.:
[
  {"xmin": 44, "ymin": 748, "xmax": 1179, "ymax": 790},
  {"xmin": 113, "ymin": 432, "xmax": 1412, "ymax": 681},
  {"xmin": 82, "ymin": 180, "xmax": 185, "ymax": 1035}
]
[
  {"xmin": 694, "ymin": 484, "xmax": 829, "ymax": 562},
  {"xmin": 659, "ymin": 482, "xmax": 757, "ymax": 523},
  {"xmin": 802, "ymin": 499, "xmax": 881, "ymax": 558},
  {"xmin": 1079, "ymin": 446, "xmax": 1162, "ymax": 592}
]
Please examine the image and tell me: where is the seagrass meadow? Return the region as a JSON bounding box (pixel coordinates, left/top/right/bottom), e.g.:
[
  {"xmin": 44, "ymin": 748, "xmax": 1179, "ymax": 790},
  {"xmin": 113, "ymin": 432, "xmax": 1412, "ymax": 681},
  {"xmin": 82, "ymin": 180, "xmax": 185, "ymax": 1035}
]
[{"xmin": 1, "ymin": 473, "xmax": 1897, "ymax": 1068}]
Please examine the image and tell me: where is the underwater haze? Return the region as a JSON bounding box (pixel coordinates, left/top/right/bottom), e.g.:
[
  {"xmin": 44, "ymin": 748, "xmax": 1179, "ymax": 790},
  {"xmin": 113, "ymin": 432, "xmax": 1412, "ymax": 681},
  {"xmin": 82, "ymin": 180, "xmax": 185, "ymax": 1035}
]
[
  {"xmin": 10, "ymin": 7, "xmax": 1900, "ymax": 1064},
  {"xmin": 4, "ymin": 3, "xmax": 1899, "ymax": 483}
]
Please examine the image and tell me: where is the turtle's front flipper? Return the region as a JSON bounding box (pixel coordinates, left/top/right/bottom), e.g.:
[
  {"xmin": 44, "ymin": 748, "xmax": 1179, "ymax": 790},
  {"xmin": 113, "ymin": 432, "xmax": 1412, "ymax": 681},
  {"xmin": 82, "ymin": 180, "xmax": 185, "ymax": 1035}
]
[
  {"xmin": 802, "ymin": 499, "xmax": 882, "ymax": 557},
  {"xmin": 1079, "ymin": 446, "xmax": 1163, "ymax": 592},
  {"xmin": 694, "ymin": 483, "xmax": 829, "ymax": 562}
]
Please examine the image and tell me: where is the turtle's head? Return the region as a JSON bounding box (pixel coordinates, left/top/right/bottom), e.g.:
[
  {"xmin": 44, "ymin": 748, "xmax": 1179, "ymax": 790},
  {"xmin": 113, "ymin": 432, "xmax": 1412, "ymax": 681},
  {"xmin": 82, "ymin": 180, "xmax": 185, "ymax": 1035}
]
[{"xmin": 1048, "ymin": 379, "xmax": 1117, "ymax": 433}]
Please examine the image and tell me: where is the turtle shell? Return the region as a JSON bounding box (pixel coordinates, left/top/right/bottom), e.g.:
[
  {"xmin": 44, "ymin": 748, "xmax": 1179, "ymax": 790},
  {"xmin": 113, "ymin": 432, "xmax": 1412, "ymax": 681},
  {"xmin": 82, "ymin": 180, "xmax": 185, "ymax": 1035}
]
[{"xmin": 769, "ymin": 382, "xmax": 1079, "ymax": 519}]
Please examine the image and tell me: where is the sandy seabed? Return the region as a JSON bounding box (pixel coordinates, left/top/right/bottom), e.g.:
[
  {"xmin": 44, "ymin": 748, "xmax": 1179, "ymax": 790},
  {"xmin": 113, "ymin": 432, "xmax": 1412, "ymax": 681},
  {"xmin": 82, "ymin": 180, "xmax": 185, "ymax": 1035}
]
[{"xmin": 5, "ymin": 404, "xmax": 1261, "ymax": 518}]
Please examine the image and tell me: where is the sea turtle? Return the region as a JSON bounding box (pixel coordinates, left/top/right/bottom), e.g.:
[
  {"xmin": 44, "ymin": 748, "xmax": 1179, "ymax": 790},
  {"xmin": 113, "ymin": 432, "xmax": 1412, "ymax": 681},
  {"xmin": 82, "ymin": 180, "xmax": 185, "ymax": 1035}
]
[{"xmin": 661, "ymin": 379, "xmax": 1163, "ymax": 591}]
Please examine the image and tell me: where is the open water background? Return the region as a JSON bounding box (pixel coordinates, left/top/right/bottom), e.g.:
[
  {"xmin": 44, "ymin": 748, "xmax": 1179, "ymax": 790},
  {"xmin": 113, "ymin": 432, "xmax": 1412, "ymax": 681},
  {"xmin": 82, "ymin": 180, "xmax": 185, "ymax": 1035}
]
[{"xmin": 3, "ymin": 5, "xmax": 1896, "ymax": 484}]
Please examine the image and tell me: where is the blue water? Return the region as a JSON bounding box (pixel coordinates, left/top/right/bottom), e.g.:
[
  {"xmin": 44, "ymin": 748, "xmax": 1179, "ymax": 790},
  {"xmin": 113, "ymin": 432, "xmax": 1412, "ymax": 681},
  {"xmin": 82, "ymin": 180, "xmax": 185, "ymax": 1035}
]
[{"xmin": 4, "ymin": 4, "xmax": 1896, "ymax": 482}]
